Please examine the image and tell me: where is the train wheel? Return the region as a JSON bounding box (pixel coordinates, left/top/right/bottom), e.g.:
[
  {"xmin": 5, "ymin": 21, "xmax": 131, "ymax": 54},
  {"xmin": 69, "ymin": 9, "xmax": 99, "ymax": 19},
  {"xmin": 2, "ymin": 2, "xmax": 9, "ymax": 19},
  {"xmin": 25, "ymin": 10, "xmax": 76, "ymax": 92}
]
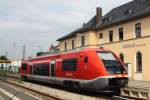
[
  {"xmin": 73, "ymin": 82, "xmax": 80, "ymax": 91},
  {"xmin": 63, "ymin": 81, "xmax": 70, "ymax": 90},
  {"xmin": 63, "ymin": 81, "xmax": 79, "ymax": 90}
]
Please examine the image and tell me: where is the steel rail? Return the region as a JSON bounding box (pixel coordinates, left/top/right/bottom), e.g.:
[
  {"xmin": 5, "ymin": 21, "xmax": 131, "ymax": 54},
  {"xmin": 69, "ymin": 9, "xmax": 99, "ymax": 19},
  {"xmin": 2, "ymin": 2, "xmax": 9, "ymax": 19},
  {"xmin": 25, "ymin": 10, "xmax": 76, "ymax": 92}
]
[{"xmin": 0, "ymin": 78, "xmax": 63, "ymax": 100}]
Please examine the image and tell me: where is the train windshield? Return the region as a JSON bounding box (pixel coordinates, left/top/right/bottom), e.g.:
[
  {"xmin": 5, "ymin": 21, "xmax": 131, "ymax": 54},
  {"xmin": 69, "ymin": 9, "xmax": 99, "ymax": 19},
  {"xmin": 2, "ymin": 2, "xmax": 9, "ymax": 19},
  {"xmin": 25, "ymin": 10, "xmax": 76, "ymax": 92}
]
[{"xmin": 97, "ymin": 52, "xmax": 126, "ymax": 74}]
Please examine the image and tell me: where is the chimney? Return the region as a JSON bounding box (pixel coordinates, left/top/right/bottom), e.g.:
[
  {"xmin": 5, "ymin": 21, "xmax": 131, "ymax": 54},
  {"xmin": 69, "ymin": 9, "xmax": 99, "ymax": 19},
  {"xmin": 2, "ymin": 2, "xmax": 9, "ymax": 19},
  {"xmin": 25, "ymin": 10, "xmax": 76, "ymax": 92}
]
[
  {"xmin": 83, "ymin": 23, "xmax": 86, "ymax": 27},
  {"xmin": 96, "ymin": 7, "xmax": 102, "ymax": 24}
]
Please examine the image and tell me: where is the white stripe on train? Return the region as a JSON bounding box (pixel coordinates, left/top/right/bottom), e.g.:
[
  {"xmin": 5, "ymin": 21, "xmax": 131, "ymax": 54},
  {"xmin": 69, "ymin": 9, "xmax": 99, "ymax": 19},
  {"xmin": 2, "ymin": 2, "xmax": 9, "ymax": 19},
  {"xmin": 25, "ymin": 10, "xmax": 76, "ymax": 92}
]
[{"xmin": 22, "ymin": 74, "xmax": 128, "ymax": 84}]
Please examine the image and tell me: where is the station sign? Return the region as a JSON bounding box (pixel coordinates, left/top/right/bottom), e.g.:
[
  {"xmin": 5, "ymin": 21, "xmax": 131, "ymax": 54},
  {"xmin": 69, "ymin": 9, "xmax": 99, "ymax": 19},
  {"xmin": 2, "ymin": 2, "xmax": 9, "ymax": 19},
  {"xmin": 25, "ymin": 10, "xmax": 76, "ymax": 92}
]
[{"xmin": 123, "ymin": 43, "xmax": 146, "ymax": 48}]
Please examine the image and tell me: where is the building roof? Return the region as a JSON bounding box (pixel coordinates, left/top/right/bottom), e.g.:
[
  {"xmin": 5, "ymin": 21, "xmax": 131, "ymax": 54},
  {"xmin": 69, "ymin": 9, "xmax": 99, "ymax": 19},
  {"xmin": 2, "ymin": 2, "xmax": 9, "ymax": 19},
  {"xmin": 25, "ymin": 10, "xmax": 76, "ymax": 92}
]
[
  {"xmin": 57, "ymin": 0, "xmax": 150, "ymax": 41},
  {"xmin": 0, "ymin": 60, "xmax": 11, "ymax": 63},
  {"xmin": 96, "ymin": 0, "xmax": 150, "ymax": 29}
]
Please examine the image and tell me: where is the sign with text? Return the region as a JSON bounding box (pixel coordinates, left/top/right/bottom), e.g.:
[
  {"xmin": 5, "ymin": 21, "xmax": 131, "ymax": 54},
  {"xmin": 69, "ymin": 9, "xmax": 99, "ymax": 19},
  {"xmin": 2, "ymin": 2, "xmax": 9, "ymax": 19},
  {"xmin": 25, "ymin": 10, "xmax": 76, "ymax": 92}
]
[{"xmin": 123, "ymin": 43, "xmax": 146, "ymax": 48}]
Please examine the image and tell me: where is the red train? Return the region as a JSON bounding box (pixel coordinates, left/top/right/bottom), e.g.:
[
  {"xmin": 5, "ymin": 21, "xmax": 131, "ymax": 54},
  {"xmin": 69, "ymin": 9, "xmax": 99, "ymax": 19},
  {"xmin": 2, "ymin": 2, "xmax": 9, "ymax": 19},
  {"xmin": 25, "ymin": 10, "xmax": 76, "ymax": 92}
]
[{"xmin": 20, "ymin": 48, "xmax": 128, "ymax": 91}]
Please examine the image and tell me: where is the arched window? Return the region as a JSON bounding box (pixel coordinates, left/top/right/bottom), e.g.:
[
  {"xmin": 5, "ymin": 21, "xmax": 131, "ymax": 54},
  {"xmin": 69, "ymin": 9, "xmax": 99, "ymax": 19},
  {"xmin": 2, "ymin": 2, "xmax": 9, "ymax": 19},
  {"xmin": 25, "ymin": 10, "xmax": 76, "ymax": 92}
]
[
  {"xmin": 119, "ymin": 53, "xmax": 124, "ymax": 63},
  {"xmin": 136, "ymin": 52, "xmax": 142, "ymax": 72}
]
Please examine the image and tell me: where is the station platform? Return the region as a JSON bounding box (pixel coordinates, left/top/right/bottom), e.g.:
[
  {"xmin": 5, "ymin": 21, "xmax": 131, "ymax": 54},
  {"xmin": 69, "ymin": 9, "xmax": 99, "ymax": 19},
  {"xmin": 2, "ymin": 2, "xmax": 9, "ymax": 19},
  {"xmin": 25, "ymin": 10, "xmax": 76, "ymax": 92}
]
[
  {"xmin": 5, "ymin": 74, "xmax": 150, "ymax": 99},
  {"xmin": 121, "ymin": 80, "xmax": 150, "ymax": 99},
  {"xmin": 129, "ymin": 80, "xmax": 150, "ymax": 88}
]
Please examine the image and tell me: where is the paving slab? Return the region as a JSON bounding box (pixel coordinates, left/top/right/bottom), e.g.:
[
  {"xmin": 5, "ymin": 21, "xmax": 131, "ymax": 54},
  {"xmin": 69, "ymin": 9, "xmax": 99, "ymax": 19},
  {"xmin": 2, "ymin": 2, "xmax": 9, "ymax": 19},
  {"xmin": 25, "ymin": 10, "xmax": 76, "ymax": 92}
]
[{"xmin": 128, "ymin": 80, "xmax": 150, "ymax": 88}]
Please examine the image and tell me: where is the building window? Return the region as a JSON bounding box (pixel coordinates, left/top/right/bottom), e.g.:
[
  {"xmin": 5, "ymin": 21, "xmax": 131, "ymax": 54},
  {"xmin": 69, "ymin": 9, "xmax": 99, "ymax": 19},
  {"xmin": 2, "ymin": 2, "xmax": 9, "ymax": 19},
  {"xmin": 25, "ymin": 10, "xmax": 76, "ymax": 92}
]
[
  {"xmin": 100, "ymin": 46, "xmax": 103, "ymax": 49},
  {"xmin": 72, "ymin": 40, "xmax": 74, "ymax": 49},
  {"xmin": 109, "ymin": 30, "xmax": 113, "ymax": 42},
  {"xmin": 106, "ymin": 16, "xmax": 113, "ymax": 21},
  {"xmin": 135, "ymin": 23, "xmax": 141, "ymax": 38},
  {"xmin": 99, "ymin": 33, "xmax": 103, "ymax": 39},
  {"xmin": 124, "ymin": 9, "xmax": 132, "ymax": 15},
  {"xmin": 119, "ymin": 53, "xmax": 124, "ymax": 63},
  {"xmin": 81, "ymin": 36, "xmax": 85, "ymax": 47},
  {"xmin": 62, "ymin": 58, "xmax": 77, "ymax": 71},
  {"xmin": 119, "ymin": 28, "xmax": 124, "ymax": 41},
  {"xmin": 64, "ymin": 42, "xmax": 67, "ymax": 51},
  {"xmin": 136, "ymin": 52, "xmax": 142, "ymax": 72}
]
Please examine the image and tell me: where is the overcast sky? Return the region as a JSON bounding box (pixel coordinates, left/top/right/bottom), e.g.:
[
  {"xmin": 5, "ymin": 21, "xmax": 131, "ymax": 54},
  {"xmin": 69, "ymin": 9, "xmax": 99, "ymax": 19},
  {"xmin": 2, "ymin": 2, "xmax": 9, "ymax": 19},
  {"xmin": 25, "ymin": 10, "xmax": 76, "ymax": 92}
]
[{"xmin": 0, "ymin": 0, "xmax": 133, "ymax": 59}]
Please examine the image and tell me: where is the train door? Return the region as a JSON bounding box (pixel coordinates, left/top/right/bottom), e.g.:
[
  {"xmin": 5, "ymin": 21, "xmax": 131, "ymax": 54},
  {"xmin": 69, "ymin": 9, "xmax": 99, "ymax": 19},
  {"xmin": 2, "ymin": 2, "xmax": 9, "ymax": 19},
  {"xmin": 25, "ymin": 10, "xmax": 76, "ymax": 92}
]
[
  {"xmin": 50, "ymin": 61, "xmax": 56, "ymax": 78},
  {"xmin": 30, "ymin": 64, "xmax": 33, "ymax": 74}
]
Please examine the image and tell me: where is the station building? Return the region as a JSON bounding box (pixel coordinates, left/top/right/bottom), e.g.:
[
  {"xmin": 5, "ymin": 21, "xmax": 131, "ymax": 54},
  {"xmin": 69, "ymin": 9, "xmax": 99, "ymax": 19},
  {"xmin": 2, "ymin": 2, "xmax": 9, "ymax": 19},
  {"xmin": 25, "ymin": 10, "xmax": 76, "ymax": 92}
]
[
  {"xmin": 57, "ymin": 0, "xmax": 150, "ymax": 81},
  {"xmin": 10, "ymin": 60, "xmax": 21, "ymax": 73},
  {"xmin": 0, "ymin": 60, "xmax": 11, "ymax": 70}
]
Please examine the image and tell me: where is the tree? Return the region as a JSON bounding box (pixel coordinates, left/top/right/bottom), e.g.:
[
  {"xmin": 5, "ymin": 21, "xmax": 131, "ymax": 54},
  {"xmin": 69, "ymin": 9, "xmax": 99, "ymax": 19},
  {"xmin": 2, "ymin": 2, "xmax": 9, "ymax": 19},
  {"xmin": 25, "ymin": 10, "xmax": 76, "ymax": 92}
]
[
  {"xmin": 0, "ymin": 56, "xmax": 7, "ymax": 60},
  {"xmin": 36, "ymin": 52, "xmax": 43, "ymax": 57}
]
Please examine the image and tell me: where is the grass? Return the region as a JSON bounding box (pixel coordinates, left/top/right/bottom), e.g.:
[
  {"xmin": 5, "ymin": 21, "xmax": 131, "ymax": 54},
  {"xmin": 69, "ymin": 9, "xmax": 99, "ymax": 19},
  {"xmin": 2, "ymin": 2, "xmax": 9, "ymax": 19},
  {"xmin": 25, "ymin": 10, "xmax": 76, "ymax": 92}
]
[
  {"xmin": 0, "ymin": 69, "xmax": 23, "ymax": 84},
  {"xmin": 0, "ymin": 69, "xmax": 7, "ymax": 76},
  {"xmin": 17, "ymin": 77, "xmax": 23, "ymax": 84},
  {"xmin": 0, "ymin": 69, "xmax": 8, "ymax": 80}
]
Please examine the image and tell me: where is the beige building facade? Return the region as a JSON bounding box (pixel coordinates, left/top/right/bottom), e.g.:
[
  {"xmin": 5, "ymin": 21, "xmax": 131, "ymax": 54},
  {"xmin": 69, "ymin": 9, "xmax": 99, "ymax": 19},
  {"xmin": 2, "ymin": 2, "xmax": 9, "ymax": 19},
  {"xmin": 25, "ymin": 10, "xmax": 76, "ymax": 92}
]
[
  {"xmin": 97, "ymin": 16, "xmax": 150, "ymax": 81},
  {"xmin": 57, "ymin": 0, "xmax": 150, "ymax": 81}
]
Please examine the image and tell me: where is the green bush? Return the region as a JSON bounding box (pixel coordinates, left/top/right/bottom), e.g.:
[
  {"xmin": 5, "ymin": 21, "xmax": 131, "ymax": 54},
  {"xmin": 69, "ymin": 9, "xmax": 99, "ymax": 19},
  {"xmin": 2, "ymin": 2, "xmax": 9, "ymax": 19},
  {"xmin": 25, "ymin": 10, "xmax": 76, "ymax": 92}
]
[{"xmin": 0, "ymin": 70, "xmax": 7, "ymax": 80}]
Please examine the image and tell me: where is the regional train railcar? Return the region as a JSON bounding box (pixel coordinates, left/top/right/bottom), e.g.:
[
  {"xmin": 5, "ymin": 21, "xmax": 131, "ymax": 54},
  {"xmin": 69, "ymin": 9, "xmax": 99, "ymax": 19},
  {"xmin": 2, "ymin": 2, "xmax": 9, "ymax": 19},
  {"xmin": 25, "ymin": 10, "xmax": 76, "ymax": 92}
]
[{"xmin": 20, "ymin": 48, "xmax": 128, "ymax": 91}]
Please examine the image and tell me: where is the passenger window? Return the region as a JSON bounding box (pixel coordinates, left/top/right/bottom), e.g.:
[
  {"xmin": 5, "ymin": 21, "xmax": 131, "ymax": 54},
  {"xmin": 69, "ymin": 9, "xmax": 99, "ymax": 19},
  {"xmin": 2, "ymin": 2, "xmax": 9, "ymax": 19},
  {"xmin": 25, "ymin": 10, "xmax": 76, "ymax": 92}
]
[
  {"xmin": 62, "ymin": 58, "xmax": 77, "ymax": 71},
  {"xmin": 33, "ymin": 64, "xmax": 50, "ymax": 76},
  {"xmin": 84, "ymin": 57, "xmax": 88, "ymax": 63}
]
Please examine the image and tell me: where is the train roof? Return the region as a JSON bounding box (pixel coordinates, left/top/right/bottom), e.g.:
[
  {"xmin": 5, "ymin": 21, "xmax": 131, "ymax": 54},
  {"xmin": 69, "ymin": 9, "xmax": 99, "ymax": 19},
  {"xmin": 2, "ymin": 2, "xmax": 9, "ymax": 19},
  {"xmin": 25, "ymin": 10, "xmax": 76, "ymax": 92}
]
[{"xmin": 23, "ymin": 48, "xmax": 110, "ymax": 62}]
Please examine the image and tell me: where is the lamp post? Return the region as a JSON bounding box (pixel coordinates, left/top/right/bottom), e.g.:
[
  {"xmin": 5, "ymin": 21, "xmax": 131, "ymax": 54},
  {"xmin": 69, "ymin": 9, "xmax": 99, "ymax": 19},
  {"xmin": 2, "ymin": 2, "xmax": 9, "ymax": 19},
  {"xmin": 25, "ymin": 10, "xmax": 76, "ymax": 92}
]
[
  {"xmin": 38, "ymin": 45, "xmax": 43, "ymax": 54},
  {"xmin": 13, "ymin": 42, "xmax": 16, "ymax": 59},
  {"xmin": 5, "ymin": 52, "xmax": 8, "ymax": 59},
  {"xmin": 5, "ymin": 52, "xmax": 7, "ymax": 70},
  {"xmin": 37, "ymin": 45, "xmax": 42, "ymax": 56},
  {"xmin": 38, "ymin": 45, "xmax": 42, "ymax": 53},
  {"xmin": 22, "ymin": 45, "xmax": 26, "ymax": 60}
]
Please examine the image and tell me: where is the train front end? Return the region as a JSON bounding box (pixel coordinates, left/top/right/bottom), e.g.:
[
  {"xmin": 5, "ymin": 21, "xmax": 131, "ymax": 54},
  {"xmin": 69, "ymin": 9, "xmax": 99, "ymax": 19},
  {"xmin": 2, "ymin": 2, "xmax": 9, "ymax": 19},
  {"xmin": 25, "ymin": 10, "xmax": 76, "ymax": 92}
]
[
  {"xmin": 97, "ymin": 51, "xmax": 128, "ymax": 90},
  {"xmin": 82, "ymin": 49, "xmax": 128, "ymax": 92}
]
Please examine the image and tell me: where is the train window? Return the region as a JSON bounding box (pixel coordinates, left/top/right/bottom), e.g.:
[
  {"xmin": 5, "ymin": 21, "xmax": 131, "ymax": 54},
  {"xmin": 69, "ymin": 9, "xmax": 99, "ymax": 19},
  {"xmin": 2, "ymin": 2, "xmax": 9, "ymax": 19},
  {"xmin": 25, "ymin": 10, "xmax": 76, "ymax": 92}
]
[
  {"xmin": 22, "ymin": 63, "xmax": 27, "ymax": 70},
  {"xmin": 97, "ymin": 52, "xmax": 126, "ymax": 74},
  {"xmin": 33, "ymin": 64, "xmax": 50, "ymax": 76},
  {"xmin": 84, "ymin": 57, "xmax": 88, "ymax": 63},
  {"xmin": 62, "ymin": 58, "xmax": 77, "ymax": 71},
  {"xmin": 97, "ymin": 52, "xmax": 117, "ymax": 61}
]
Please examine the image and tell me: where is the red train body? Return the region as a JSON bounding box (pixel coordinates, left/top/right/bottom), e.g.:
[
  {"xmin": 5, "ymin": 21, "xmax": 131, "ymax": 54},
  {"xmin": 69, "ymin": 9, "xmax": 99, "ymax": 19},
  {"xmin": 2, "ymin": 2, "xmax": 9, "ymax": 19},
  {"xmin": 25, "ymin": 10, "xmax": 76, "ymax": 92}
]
[{"xmin": 20, "ymin": 48, "xmax": 128, "ymax": 91}]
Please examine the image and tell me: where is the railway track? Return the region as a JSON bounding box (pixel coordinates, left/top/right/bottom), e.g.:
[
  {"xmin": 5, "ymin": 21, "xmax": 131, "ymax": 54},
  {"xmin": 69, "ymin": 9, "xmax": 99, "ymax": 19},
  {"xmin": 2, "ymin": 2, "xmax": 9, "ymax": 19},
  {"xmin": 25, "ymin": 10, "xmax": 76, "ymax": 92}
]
[
  {"xmin": 0, "ymin": 78, "xmax": 63, "ymax": 100},
  {"xmin": 1, "ymin": 74, "xmax": 140, "ymax": 100},
  {"xmin": 0, "ymin": 74, "xmax": 112, "ymax": 100}
]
